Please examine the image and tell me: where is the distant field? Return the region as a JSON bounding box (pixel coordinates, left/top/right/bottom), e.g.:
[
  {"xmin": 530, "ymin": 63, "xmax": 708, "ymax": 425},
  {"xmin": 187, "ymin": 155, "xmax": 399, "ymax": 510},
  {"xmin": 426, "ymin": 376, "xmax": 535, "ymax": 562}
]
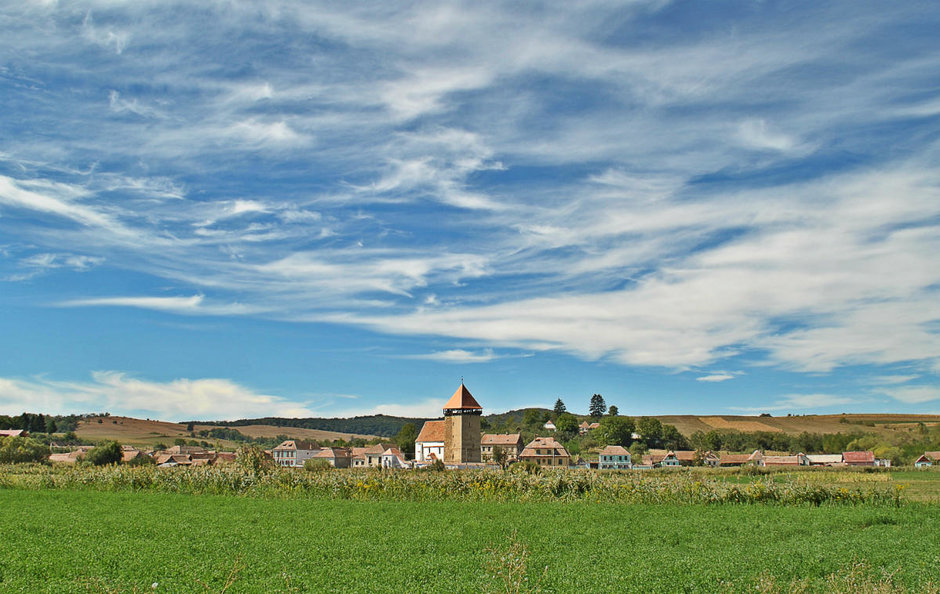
[
  {"xmin": 658, "ymin": 413, "xmax": 940, "ymax": 438},
  {"xmin": 201, "ymin": 423, "xmax": 378, "ymax": 442},
  {"xmin": 1, "ymin": 489, "xmax": 938, "ymax": 592},
  {"xmin": 74, "ymin": 416, "xmax": 377, "ymax": 447}
]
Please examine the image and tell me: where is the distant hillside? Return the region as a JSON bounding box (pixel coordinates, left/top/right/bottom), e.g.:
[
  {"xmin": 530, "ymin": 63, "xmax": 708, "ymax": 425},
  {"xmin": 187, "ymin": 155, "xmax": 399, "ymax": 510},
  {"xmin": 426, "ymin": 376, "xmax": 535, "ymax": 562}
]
[
  {"xmin": 195, "ymin": 414, "xmax": 436, "ymax": 438},
  {"xmin": 74, "ymin": 415, "xmax": 378, "ymax": 447}
]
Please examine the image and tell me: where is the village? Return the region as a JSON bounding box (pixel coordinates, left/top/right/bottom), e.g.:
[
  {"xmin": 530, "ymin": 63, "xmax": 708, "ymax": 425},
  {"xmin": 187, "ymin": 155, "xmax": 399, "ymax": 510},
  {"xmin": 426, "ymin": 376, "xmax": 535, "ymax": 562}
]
[{"xmin": 7, "ymin": 384, "xmax": 939, "ymax": 471}]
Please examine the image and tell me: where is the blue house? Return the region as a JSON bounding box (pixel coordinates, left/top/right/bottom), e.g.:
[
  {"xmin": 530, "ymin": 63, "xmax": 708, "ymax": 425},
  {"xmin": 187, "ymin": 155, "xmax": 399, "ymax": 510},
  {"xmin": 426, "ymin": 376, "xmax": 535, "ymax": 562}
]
[{"xmin": 598, "ymin": 445, "xmax": 632, "ymax": 470}]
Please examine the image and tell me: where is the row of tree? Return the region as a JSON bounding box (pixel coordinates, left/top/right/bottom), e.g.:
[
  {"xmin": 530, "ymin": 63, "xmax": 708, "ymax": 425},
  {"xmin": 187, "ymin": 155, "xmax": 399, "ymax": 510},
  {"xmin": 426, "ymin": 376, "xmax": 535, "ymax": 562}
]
[{"xmin": 552, "ymin": 394, "xmax": 618, "ymax": 418}]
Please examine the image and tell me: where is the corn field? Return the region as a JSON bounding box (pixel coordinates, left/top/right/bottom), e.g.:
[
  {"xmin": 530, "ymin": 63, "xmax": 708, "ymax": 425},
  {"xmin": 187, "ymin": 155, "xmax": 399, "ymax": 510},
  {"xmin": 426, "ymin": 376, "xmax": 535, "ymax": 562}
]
[{"xmin": 0, "ymin": 463, "xmax": 905, "ymax": 506}]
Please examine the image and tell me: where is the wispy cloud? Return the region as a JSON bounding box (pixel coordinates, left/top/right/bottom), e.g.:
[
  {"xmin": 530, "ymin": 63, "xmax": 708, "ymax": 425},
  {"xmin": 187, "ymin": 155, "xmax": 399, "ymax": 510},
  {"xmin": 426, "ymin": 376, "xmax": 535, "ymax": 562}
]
[
  {"xmin": 879, "ymin": 386, "xmax": 940, "ymax": 405},
  {"xmin": 730, "ymin": 393, "xmax": 857, "ymax": 413},
  {"xmin": 696, "ymin": 372, "xmax": 737, "ymax": 383},
  {"xmin": 0, "ymin": 372, "xmax": 309, "ymax": 421},
  {"xmin": 0, "ymin": 2, "xmax": 938, "ymax": 412},
  {"xmin": 404, "ymin": 349, "xmax": 499, "ymax": 364}
]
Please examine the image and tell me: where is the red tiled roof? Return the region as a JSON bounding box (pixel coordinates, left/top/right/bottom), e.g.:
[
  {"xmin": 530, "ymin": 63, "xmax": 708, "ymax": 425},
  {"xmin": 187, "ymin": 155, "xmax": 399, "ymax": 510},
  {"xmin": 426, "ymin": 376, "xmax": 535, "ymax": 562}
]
[
  {"xmin": 599, "ymin": 445, "xmax": 629, "ymax": 456},
  {"xmin": 442, "ymin": 384, "xmax": 483, "ymax": 411},
  {"xmin": 416, "ymin": 420, "xmax": 446, "ymax": 443},
  {"xmin": 842, "ymin": 451, "xmax": 875, "ymax": 464},
  {"xmin": 481, "ymin": 433, "xmax": 521, "ymax": 446},
  {"xmin": 520, "ymin": 436, "xmax": 570, "ymax": 458}
]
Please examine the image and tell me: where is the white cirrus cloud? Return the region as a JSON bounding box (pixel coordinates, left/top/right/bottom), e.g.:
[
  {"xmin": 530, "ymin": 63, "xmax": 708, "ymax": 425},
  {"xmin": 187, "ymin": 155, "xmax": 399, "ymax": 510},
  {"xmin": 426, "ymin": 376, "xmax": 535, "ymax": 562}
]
[
  {"xmin": 880, "ymin": 386, "xmax": 940, "ymax": 404},
  {"xmin": 729, "ymin": 393, "xmax": 857, "ymax": 413},
  {"xmin": 405, "ymin": 348, "xmax": 499, "ymax": 364},
  {"xmin": 696, "ymin": 373, "xmax": 737, "ymax": 383}
]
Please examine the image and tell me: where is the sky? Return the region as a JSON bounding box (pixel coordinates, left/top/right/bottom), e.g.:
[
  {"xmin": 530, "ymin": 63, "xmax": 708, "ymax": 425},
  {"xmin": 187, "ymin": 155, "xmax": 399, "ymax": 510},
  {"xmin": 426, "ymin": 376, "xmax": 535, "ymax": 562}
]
[{"xmin": 1, "ymin": 1, "xmax": 939, "ymax": 422}]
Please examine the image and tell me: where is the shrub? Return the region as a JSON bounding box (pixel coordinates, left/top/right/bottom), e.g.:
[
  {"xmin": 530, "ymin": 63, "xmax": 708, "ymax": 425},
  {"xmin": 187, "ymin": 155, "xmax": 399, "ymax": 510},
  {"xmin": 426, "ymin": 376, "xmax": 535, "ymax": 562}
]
[
  {"xmin": 85, "ymin": 441, "xmax": 122, "ymax": 466},
  {"xmin": 0, "ymin": 436, "xmax": 51, "ymax": 464},
  {"xmin": 304, "ymin": 459, "xmax": 333, "ymax": 472}
]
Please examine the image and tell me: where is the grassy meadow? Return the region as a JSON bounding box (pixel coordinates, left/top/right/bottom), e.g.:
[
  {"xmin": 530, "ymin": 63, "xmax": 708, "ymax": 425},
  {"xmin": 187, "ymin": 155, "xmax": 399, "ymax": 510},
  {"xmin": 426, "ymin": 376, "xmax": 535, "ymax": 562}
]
[
  {"xmin": 1, "ymin": 489, "xmax": 939, "ymax": 593},
  {"xmin": 2, "ymin": 465, "xmax": 940, "ymax": 591}
]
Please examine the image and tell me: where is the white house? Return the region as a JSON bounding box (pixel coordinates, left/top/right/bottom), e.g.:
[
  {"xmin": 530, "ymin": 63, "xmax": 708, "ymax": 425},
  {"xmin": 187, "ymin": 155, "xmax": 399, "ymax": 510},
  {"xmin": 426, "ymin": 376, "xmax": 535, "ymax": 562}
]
[
  {"xmin": 381, "ymin": 447, "xmax": 410, "ymax": 469},
  {"xmin": 415, "ymin": 420, "xmax": 445, "ymax": 463}
]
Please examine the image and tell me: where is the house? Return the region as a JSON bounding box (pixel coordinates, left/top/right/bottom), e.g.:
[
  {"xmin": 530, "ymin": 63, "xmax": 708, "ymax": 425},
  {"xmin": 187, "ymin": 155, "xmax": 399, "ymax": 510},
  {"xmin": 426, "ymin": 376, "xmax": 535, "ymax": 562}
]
[
  {"xmin": 121, "ymin": 445, "xmax": 145, "ymax": 463},
  {"xmin": 578, "ymin": 421, "xmax": 591, "ymax": 435},
  {"xmin": 156, "ymin": 454, "xmax": 193, "ymax": 467},
  {"xmin": 543, "ymin": 420, "xmax": 557, "ymax": 431},
  {"xmin": 271, "ymin": 440, "xmax": 321, "ymax": 468},
  {"xmin": 519, "ymin": 437, "xmax": 570, "ymax": 467},
  {"xmin": 415, "ymin": 420, "xmax": 445, "ymax": 463},
  {"xmin": 842, "ymin": 451, "xmax": 875, "ymax": 467},
  {"xmin": 313, "ymin": 447, "xmax": 352, "ymax": 468},
  {"xmin": 643, "ymin": 450, "xmax": 680, "ymax": 467},
  {"xmin": 351, "ymin": 447, "xmax": 369, "ymax": 468},
  {"xmin": 213, "ymin": 451, "xmax": 237, "ymax": 464},
  {"xmin": 381, "ymin": 447, "xmax": 410, "ymax": 469},
  {"xmin": 761, "ymin": 453, "xmax": 809, "ymax": 467},
  {"xmin": 914, "ymin": 452, "xmax": 940, "ymax": 468},
  {"xmin": 48, "ymin": 445, "xmax": 94, "ymax": 464},
  {"xmin": 0, "ymin": 429, "xmax": 27, "ymax": 438},
  {"xmin": 806, "ymin": 454, "xmax": 844, "ymax": 466},
  {"xmin": 672, "ymin": 450, "xmax": 718, "ymax": 467},
  {"xmin": 481, "ymin": 434, "xmax": 523, "ymax": 462},
  {"xmin": 598, "ymin": 445, "xmax": 631, "ymax": 470},
  {"xmin": 588, "ymin": 422, "xmax": 600, "ymax": 431},
  {"xmin": 718, "ymin": 450, "xmax": 763, "ymax": 467}
]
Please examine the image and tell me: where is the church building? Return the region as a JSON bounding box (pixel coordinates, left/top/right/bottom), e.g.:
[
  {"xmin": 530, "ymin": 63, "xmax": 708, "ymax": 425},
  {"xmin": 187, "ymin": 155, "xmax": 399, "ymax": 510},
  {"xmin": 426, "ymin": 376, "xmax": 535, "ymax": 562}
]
[{"xmin": 415, "ymin": 383, "xmax": 483, "ymax": 465}]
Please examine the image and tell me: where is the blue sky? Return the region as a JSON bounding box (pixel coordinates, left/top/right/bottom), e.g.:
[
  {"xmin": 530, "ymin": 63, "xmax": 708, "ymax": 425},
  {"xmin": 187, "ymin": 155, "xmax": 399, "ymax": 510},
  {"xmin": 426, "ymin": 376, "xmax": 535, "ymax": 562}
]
[{"xmin": 1, "ymin": 1, "xmax": 939, "ymax": 421}]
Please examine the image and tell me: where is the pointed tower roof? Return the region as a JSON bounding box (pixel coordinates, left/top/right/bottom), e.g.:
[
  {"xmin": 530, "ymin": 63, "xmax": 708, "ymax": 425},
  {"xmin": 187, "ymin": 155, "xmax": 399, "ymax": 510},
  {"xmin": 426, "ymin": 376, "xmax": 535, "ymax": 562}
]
[{"xmin": 442, "ymin": 383, "xmax": 483, "ymax": 411}]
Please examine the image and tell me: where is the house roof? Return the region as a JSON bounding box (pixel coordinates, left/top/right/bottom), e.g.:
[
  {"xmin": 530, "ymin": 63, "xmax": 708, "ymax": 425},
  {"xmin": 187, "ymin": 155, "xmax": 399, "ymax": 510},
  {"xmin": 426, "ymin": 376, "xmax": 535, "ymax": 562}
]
[
  {"xmin": 674, "ymin": 450, "xmax": 697, "ymax": 462},
  {"xmin": 925, "ymin": 451, "xmax": 940, "ymax": 461},
  {"xmin": 314, "ymin": 447, "xmax": 352, "ymax": 459},
  {"xmin": 588, "ymin": 422, "xmax": 600, "ymax": 429},
  {"xmin": 579, "ymin": 422, "xmax": 590, "ymax": 428},
  {"xmin": 273, "ymin": 440, "xmax": 319, "ymax": 451},
  {"xmin": 121, "ymin": 449, "xmax": 143, "ymax": 462},
  {"xmin": 442, "ymin": 383, "xmax": 483, "ymax": 411},
  {"xmin": 521, "ymin": 436, "xmax": 570, "ymax": 458},
  {"xmin": 599, "ymin": 445, "xmax": 630, "ymax": 456},
  {"xmin": 416, "ymin": 420, "xmax": 445, "ymax": 443},
  {"xmin": 719, "ymin": 453, "xmax": 754, "ymax": 465},
  {"xmin": 806, "ymin": 454, "xmax": 843, "ymax": 464},
  {"xmin": 482, "ymin": 433, "xmax": 522, "ymax": 446},
  {"xmin": 762, "ymin": 454, "xmax": 804, "ymax": 465},
  {"xmin": 842, "ymin": 451, "xmax": 875, "ymax": 464},
  {"xmin": 0, "ymin": 429, "xmax": 26, "ymax": 437}
]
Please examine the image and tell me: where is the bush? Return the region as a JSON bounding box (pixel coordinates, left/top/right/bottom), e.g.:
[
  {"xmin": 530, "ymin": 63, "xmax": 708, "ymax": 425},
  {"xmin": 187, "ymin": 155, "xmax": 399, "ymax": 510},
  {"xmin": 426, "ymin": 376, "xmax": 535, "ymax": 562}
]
[
  {"xmin": 304, "ymin": 459, "xmax": 333, "ymax": 472},
  {"xmin": 0, "ymin": 436, "xmax": 51, "ymax": 464},
  {"xmin": 85, "ymin": 441, "xmax": 122, "ymax": 466}
]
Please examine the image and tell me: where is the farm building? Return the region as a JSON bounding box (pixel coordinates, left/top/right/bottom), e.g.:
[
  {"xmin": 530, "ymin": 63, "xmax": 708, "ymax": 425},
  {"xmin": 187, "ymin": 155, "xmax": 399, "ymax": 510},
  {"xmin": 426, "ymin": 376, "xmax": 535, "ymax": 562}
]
[
  {"xmin": 313, "ymin": 447, "xmax": 352, "ymax": 468},
  {"xmin": 719, "ymin": 450, "xmax": 763, "ymax": 467},
  {"xmin": 761, "ymin": 453, "xmax": 809, "ymax": 467},
  {"xmin": 842, "ymin": 451, "xmax": 875, "ymax": 467},
  {"xmin": 272, "ymin": 440, "xmax": 321, "ymax": 468},
  {"xmin": 806, "ymin": 454, "xmax": 844, "ymax": 466},
  {"xmin": 481, "ymin": 434, "xmax": 523, "ymax": 462},
  {"xmin": 520, "ymin": 437, "xmax": 570, "ymax": 467},
  {"xmin": 598, "ymin": 445, "xmax": 631, "ymax": 470},
  {"xmin": 914, "ymin": 452, "xmax": 940, "ymax": 468}
]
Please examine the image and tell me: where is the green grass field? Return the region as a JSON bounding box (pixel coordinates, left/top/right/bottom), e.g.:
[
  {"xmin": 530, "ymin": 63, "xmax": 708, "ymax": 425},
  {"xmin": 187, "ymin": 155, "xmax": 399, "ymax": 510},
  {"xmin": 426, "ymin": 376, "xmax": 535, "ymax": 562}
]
[{"xmin": 2, "ymin": 489, "xmax": 939, "ymax": 593}]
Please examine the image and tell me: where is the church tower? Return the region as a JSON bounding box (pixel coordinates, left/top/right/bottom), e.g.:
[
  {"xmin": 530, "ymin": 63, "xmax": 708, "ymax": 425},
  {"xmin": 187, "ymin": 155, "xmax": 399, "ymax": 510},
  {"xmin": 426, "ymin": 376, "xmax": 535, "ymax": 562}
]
[{"xmin": 443, "ymin": 383, "xmax": 482, "ymax": 464}]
